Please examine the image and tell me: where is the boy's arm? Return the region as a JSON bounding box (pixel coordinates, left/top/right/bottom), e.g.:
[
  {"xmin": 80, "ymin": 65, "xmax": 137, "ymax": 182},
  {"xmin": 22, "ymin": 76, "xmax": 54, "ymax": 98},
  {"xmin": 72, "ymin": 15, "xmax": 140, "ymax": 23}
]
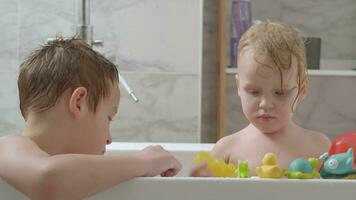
[{"xmin": 0, "ymin": 136, "xmax": 181, "ymax": 200}]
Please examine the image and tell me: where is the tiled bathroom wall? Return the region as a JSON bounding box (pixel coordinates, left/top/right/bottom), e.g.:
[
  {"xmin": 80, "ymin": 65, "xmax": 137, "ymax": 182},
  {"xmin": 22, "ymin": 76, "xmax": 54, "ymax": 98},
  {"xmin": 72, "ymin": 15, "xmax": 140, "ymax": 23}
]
[
  {"xmin": 224, "ymin": 0, "xmax": 356, "ymax": 70},
  {"xmin": 0, "ymin": 69, "xmax": 19, "ymax": 136},
  {"xmin": 0, "ymin": 0, "xmax": 203, "ymax": 142},
  {"xmin": 89, "ymin": 0, "xmax": 203, "ymax": 142},
  {"xmin": 0, "ymin": 0, "xmax": 21, "ymax": 136},
  {"xmin": 0, "ymin": 0, "xmax": 17, "ymax": 69}
]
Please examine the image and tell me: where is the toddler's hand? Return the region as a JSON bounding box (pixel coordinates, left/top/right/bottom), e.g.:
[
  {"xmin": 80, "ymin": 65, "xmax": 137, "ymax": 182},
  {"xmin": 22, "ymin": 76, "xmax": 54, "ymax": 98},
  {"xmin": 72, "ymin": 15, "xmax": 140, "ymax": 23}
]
[
  {"xmin": 137, "ymin": 145, "xmax": 182, "ymax": 177},
  {"xmin": 189, "ymin": 163, "xmax": 211, "ymax": 177}
]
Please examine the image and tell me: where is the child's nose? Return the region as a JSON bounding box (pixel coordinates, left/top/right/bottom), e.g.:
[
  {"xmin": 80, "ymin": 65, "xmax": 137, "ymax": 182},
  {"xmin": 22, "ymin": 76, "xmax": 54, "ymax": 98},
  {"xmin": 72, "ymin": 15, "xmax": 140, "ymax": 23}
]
[{"xmin": 259, "ymin": 96, "xmax": 274, "ymax": 110}]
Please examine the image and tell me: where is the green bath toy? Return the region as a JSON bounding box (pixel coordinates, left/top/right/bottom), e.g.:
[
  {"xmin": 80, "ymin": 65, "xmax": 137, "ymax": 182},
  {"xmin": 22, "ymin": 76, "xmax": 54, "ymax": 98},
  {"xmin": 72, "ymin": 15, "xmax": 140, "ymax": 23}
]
[
  {"xmin": 286, "ymin": 158, "xmax": 319, "ymax": 179},
  {"xmin": 236, "ymin": 160, "xmax": 250, "ymax": 178}
]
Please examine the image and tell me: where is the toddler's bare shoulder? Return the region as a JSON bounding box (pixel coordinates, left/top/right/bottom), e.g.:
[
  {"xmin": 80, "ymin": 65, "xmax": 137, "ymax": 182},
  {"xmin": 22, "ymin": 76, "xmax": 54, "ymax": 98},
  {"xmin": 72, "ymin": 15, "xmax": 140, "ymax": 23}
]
[
  {"xmin": 212, "ymin": 132, "xmax": 243, "ymax": 158},
  {"xmin": 307, "ymin": 130, "xmax": 330, "ymax": 141},
  {"xmin": 216, "ymin": 131, "xmax": 244, "ymax": 146},
  {"xmin": 304, "ymin": 130, "xmax": 331, "ymax": 151}
]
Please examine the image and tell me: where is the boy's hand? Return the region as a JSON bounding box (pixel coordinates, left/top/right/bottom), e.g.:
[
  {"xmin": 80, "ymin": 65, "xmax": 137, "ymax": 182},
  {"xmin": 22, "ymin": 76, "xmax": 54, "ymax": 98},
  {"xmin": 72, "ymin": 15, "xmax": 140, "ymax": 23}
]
[
  {"xmin": 137, "ymin": 145, "xmax": 182, "ymax": 177},
  {"xmin": 189, "ymin": 163, "xmax": 211, "ymax": 177}
]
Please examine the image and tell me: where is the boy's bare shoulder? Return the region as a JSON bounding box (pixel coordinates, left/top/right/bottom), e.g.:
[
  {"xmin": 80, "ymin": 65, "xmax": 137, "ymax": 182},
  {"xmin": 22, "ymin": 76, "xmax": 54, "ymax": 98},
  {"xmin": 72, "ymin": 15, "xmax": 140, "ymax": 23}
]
[
  {"xmin": 1, "ymin": 134, "xmax": 31, "ymax": 147},
  {"xmin": 0, "ymin": 134, "xmax": 47, "ymax": 157},
  {"xmin": 0, "ymin": 134, "xmax": 49, "ymax": 179}
]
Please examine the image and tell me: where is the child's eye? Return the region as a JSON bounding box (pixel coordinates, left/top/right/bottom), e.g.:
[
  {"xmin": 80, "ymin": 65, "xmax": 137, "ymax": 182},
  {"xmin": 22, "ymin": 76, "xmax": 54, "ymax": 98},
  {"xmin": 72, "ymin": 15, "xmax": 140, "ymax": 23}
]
[
  {"xmin": 275, "ymin": 91, "xmax": 285, "ymax": 96},
  {"xmin": 108, "ymin": 116, "xmax": 113, "ymax": 121},
  {"xmin": 247, "ymin": 90, "xmax": 259, "ymax": 95}
]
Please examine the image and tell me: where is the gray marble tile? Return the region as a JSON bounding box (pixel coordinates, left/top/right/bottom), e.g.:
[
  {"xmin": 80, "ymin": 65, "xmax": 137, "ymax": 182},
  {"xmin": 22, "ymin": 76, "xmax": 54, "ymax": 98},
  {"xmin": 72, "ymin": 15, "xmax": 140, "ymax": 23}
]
[
  {"xmin": 294, "ymin": 75, "xmax": 356, "ymax": 139},
  {"xmin": 18, "ymin": 0, "xmax": 75, "ymax": 60},
  {"xmin": 110, "ymin": 73, "xmax": 200, "ymax": 142},
  {"xmin": 0, "ymin": 69, "xmax": 23, "ymax": 137},
  {"xmin": 0, "ymin": 0, "xmax": 17, "ymax": 69},
  {"xmin": 222, "ymin": 0, "xmax": 356, "ymax": 70},
  {"xmin": 251, "ymin": 0, "xmax": 356, "ymax": 61},
  {"xmin": 17, "ymin": 0, "xmax": 203, "ymax": 73},
  {"xmin": 224, "ymin": 74, "xmax": 249, "ymax": 135},
  {"xmin": 91, "ymin": 0, "xmax": 202, "ymax": 74}
]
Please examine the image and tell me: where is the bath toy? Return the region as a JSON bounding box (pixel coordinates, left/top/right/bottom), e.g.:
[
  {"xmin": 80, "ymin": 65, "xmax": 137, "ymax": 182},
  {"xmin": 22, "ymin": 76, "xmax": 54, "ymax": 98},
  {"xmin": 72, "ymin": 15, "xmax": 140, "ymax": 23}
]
[
  {"xmin": 328, "ymin": 131, "xmax": 356, "ymax": 164},
  {"xmin": 194, "ymin": 152, "xmax": 237, "ymax": 177},
  {"xmin": 286, "ymin": 158, "xmax": 319, "ymax": 179},
  {"xmin": 319, "ymin": 148, "xmax": 356, "ymax": 179},
  {"xmin": 236, "ymin": 160, "xmax": 250, "ymax": 178},
  {"xmin": 194, "ymin": 151, "xmax": 214, "ymax": 164},
  {"xmin": 256, "ymin": 153, "xmax": 285, "ymax": 178}
]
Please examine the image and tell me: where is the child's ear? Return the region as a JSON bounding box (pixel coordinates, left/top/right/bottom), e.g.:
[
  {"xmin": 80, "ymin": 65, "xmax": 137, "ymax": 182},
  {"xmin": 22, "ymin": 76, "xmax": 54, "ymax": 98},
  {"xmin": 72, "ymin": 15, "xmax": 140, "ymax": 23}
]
[
  {"xmin": 235, "ymin": 74, "xmax": 241, "ymax": 96},
  {"xmin": 298, "ymin": 79, "xmax": 308, "ymax": 101},
  {"xmin": 69, "ymin": 87, "xmax": 88, "ymax": 118}
]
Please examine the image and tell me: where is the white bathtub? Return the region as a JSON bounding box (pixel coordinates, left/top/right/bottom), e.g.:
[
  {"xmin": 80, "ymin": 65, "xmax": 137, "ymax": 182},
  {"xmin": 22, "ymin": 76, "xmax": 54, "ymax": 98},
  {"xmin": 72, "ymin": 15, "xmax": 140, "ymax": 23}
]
[{"xmin": 1, "ymin": 142, "xmax": 356, "ymax": 200}]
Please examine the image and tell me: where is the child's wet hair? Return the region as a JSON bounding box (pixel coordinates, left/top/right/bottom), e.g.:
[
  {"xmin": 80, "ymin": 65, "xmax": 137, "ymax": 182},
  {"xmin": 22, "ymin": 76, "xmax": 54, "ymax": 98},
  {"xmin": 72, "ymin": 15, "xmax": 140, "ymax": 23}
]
[
  {"xmin": 18, "ymin": 37, "xmax": 119, "ymax": 118},
  {"xmin": 237, "ymin": 21, "xmax": 308, "ymax": 109}
]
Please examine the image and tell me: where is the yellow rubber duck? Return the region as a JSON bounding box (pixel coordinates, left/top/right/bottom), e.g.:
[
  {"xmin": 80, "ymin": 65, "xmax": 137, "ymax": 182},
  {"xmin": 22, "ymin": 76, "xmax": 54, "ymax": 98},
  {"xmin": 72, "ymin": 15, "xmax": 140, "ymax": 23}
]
[{"xmin": 256, "ymin": 153, "xmax": 285, "ymax": 178}]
